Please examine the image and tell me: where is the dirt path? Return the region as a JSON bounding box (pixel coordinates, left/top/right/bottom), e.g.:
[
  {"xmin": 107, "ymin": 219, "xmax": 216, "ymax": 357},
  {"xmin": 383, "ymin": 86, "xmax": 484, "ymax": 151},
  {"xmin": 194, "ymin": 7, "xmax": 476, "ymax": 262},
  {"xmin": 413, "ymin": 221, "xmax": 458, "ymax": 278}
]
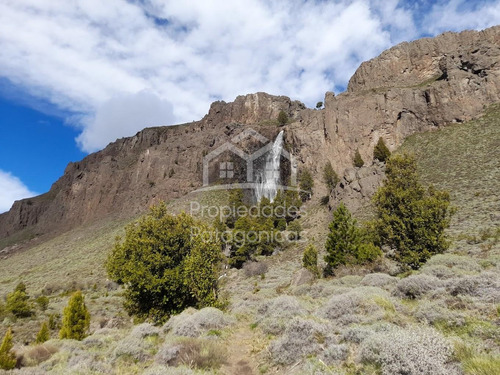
[{"xmin": 221, "ymin": 325, "xmax": 259, "ymax": 375}]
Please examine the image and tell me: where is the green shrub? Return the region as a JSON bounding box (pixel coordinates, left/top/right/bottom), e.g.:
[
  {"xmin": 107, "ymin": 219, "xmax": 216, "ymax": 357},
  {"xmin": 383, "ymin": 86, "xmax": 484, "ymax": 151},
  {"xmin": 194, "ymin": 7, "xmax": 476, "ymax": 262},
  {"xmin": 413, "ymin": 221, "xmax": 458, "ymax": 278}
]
[
  {"xmin": 299, "ymin": 169, "xmax": 314, "ymax": 201},
  {"xmin": 48, "ymin": 313, "xmax": 61, "ymax": 330},
  {"xmin": 288, "ymin": 220, "xmax": 302, "ymax": 240},
  {"xmin": 324, "ymin": 203, "xmax": 381, "ymax": 273},
  {"xmin": 35, "ymin": 295, "xmax": 49, "ymax": 311},
  {"xmin": 373, "ymin": 154, "xmax": 452, "ymax": 269},
  {"xmin": 107, "ymin": 203, "xmax": 222, "ymax": 322},
  {"xmin": 373, "ymin": 137, "xmax": 391, "ymax": 162},
  {"xmin": 229, "ymin": 206, "xmax": 276, "ymax": 268},
  {"xmin": 6, "ymin": 282, "xmax": 33, "ymax": 318},
  {"xmin": 59, "ymin": 291, "xmax": 90, "ymax": 340},
  {"xmin": 353, "ymin": 149, "xmax": 364, "ymax": 168},
  {"xmin": 323, "ymin": 161, "xmax": 339, "ymax": 191},
  {"xmin": 316, "ymin": 101, "xmax": 323, "ymax": 109},
  {"xmin": 225, "ymin": 189, "xmax": 245, "ymax": 228},
  {"xmin": 0, "ymin": 328, "xmax": 16, "ymax": 370},
  {"xmin": 277, "ymin": 110, "xmax": 288, "ymax": 126},
  {"xmin": 36, "ymin": 322, "xmax": 50, "ymax": 344},
  {"xmin": 356, "ymin": 242, "xmax": 383, "ymax": 264},
  {"xmin": 302, "ymin": 244, "xmax": 320, "ymax": 277},
  {"xmin": 276, "ymin": 218, "xmax": 287, "ymax": 231}
]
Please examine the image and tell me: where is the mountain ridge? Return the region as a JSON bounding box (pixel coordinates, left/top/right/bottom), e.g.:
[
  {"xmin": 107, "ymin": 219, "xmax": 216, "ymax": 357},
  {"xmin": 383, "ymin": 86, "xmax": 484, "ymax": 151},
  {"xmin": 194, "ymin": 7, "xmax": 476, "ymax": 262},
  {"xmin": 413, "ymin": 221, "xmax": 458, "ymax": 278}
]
[{"xmin": 1, "ymin": 25, "xmax": 499, "ymax": 243}]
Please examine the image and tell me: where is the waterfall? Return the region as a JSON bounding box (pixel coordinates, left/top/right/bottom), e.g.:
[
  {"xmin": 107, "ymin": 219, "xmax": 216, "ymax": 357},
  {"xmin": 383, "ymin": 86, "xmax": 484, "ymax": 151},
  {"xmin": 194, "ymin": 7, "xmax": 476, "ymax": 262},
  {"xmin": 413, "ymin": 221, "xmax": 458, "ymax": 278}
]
[{"xmin": 255, "ymin": 131, "xmax": 284, "ymax": 203}]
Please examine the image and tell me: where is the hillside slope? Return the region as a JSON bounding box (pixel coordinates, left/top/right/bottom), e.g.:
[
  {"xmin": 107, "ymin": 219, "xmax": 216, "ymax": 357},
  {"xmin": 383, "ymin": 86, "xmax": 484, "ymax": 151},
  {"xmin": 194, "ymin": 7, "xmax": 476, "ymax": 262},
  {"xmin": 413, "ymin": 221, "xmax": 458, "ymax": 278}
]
[{"xmin": 0, "ymin": 92, "xmax": 498, "ymax": 375}]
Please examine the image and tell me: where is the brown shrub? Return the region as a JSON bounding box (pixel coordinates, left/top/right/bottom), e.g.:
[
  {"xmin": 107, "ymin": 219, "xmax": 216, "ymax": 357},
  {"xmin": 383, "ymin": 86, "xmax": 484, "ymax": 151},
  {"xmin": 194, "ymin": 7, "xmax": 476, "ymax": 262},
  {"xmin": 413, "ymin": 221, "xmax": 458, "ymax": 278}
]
[
  {"xmin": 19, "ymin": 343, "xmax": 58, "ymax": 367},
  {"xmin": 169, "ymin": 338, "xmax": 227, "ymax": 369}
]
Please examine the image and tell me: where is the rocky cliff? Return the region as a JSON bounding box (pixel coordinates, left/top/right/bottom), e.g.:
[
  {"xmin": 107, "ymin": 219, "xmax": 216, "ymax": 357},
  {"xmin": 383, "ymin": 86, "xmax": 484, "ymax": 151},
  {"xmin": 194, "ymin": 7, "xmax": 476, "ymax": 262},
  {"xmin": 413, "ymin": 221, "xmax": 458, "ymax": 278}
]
[{"xmin": 1, "ymin": 25, "xmax": 499, "ymax": 241}]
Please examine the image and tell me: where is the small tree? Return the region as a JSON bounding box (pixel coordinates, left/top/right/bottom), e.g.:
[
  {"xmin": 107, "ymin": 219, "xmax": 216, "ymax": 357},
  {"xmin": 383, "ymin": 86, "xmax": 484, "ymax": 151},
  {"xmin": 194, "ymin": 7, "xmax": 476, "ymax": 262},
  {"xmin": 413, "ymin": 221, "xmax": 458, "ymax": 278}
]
[
  {"xmin": 373, "ymin": 137, "xmax": 391, "ymax": 162},
  {"xmin": 35, "ymin": 296, "xmax": 49, "ymax": 311},
  {"xmin": 373, "ymin": 154, "xmax": 452, "ymax": 269},
  {"xmin": 0, "ymin": 328, "xmax": 16, "ymax": 370},
  {"xmin": 353, "ymin": 149, "xmax": 364, "ymax": 168},
  {"xmin": 299, "ymin": 169, "xmax": 314, "ymax": 201},
  {"xmin": 316, "ymin": 101, "xmax": 323, "ymax": 109},
  {"xmin": 324, "ymin": 203, "xmax": 360, "ymax": 272},
  {"xmin": 36, "ymin": 322, "xmax": 50, "ymax": 344},
  {"xmin": 302, "ymin": 243, "xmax": 319, "ymax": 277},
  {"xmin": 288, "ymin": 220, "xmax": 302, "ymax": 240},
  {"xmin": 59, "ymin": 291, "xmax": 90, "ymax": 340},
  {"xmin": 6, "ymin": 282, "xmax": 32, "ymax": 318},
  {"xmin": 323, "ymin": 161, "xmax": 339, "ymax": 191},
  {"xmin": 277, "ymin": 110, "xmax": 288, "ymax": 126}
]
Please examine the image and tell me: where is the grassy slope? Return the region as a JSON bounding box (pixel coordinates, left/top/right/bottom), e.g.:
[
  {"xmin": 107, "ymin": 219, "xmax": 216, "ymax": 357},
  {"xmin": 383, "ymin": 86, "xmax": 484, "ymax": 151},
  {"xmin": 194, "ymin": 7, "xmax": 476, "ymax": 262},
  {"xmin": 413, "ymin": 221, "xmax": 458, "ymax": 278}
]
[
  {"xmin": 0, "ymin": 106, "xmax": 498, "ymax": 374},
  {"xmin": 401, "ymin": 103, "xmax": 500, "ymax": 240}
]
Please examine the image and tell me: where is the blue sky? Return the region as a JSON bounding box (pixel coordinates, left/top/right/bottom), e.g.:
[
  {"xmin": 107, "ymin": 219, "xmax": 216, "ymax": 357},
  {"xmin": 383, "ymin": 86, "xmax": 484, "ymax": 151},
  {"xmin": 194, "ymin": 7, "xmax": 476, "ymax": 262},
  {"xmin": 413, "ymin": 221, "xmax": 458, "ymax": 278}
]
[{"xmin": 0, "ymin": 0, "xmax": 499, "ymax": 213}]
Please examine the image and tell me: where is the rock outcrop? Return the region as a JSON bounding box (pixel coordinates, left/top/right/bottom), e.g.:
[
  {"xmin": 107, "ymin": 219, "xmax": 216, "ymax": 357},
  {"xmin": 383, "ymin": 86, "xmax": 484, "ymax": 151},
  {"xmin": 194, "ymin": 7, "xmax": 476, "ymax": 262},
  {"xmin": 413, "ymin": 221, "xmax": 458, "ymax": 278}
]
[{"xmin": 1, "ymin": 26, "xmax": 499, "ymax": 241}]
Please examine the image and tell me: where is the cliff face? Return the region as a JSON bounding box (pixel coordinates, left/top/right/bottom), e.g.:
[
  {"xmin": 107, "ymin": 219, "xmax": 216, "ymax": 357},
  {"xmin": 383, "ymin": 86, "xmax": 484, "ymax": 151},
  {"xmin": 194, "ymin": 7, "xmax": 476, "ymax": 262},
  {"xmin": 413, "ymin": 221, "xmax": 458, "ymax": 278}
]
[{"xmin": 1, "ymin": 26, "xmax": 499, "ymax": 241}]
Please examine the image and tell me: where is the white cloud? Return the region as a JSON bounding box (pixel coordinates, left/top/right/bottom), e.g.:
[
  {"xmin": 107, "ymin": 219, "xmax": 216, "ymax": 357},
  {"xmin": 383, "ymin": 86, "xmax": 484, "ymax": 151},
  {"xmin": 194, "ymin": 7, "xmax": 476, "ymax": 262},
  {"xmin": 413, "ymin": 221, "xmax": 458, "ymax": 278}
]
[
  {"xmin": 0, "ymin": 170, "xmax": 37, "ymax": 213},
  {"xmin": 76, "ymin": 90, "xmax": 175, "ymax": 152},
  {"xmin": 424, "ymin": 0, "xmax": 500, "ymax": 34},
  {"xmin": 0, "ymin": 0, "xmax": 498, "ymax": 152}
]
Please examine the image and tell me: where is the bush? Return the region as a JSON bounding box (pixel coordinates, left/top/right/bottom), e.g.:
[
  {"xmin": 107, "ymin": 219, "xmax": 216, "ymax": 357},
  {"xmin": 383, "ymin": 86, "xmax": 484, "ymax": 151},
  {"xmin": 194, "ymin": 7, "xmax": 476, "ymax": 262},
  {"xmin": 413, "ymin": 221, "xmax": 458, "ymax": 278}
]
[
  {"xmin": 59, "ymin": 291, "xmax": 90, "ymax": 340},
  {"xmin": 269, "ymin": 318, "xmax": 326, "ymax": 365},
  {"xmin": 414, "ymin": 300, "xmax": 465, "ymax": 326},
  {"xmin": 373, "ymin": 154, "xmax": 453, "ymax": 270},
  {"xmin": 323, "ymin": 162, "xmax": 339, "ymax": 191},
  {"xmin": 324, "ymin": 203, "xmax": 381, "ymax": 273},
  {"xmin": 325, "ymin": 203, "xmax": 360, "ymax": 271},
  {"xmin": 36, "ymin": 322, "xmax": 50, "ymax": 343},
  {"xmin": 302, "ymin": 243, "xmax": 320, "ymax": 277},
  {"xmin": 258, "ymin": 295, "xmax": 306, "ymax": 335},
  {"xmin": 447, "ymin": 272, "xmax": 500, "ymax": 302},
  {"xmin": 114, "ymin": 334, "xmax": 158, "ymax": 362},
  {"xmin": 0, "ymin": 328, "xmax": 16, "ymax": 370},
  {"xmin": 395, "ymin": 274, "xmax": 442, "ymax": 299},
  {"xmin": 373, "ymin": 137, "xmax": 391, "ymax": 162},
  {"xmin": 229, "ymin": 209, "xmax": 277, "ymax": 268},
  {"xmin": 165, "ymin": 307, "xmax": 234, "ymax": 337},
  {"xmin": 423, "ymin": 254, "xmax": 482, "ymax": 274},
  {"xmin": 287, "ymin": 220, "xmax": 302, "ymax": 240},
  {"xmin": 359, "ymin": 326, "xmax": 454, "ymax": 375},
  {"xmin": 159, "ymin": 338, "xmax": 227, "ymax": 369},
  {"xmin": 277, "ymin": 110, "xmax": 288, "ymax": 126},
  {"xmin": 48, "ymin": 313, "xmax": 61, "ymax": 330},
  {"xmin": 320, "ymin": 343, "xmax": 349, "ymax": 364},
  {"xmin": 6, "ymin": 282, "xmax": 33, "ymax": 318},
  {"xmin": 107, "ymin": 203, "xmax": 222, "ymax": 322},
  {"xmin": 243, "ymin": 261, "xmax": 268, "ymax": 277},
  {"xmin": 260, "ymin": 295, "xmax": 305, "ymax": 319},
  {"xmin": 361, "ymin": 273, "xmax": 398, "ymax": 288},
  {"xmin": 320, "ymin": 288, "xmax": 388, "ymax": 326},
  {"xmin": 299, "ymin": 169, "xmax": 314, "ymax": 201},
  {"xmin": 19, "ymin": 343, "xmax": 58, "ymax": 367},
  {"xmin": 35, "ymin": 295, "xmax": 50, "ymax": 311},
  {"xmin": 353, "ymin": 149, "xmax": 364, "ymax": 167},
  {"xmin": 130, "ymin": 323, "xmax": 161, "ymax": 338}
]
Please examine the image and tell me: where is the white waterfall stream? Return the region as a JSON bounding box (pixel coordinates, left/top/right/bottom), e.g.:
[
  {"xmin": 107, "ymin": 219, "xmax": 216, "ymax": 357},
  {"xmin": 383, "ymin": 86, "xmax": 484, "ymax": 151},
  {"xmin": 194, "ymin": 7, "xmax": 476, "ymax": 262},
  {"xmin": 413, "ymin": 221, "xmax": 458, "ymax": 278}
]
[{"xmin": 254, "ymin": 131, "xmax": 284, "ymax": 203}]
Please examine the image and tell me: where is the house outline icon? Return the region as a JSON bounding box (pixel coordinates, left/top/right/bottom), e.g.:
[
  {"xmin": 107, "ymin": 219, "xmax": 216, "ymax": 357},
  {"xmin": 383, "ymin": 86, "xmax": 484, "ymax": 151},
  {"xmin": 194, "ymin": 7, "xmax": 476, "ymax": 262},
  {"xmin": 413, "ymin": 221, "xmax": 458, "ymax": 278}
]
[{"xmin": 201, "ymin": 128, "xmax": 297, "ymax": 189}]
